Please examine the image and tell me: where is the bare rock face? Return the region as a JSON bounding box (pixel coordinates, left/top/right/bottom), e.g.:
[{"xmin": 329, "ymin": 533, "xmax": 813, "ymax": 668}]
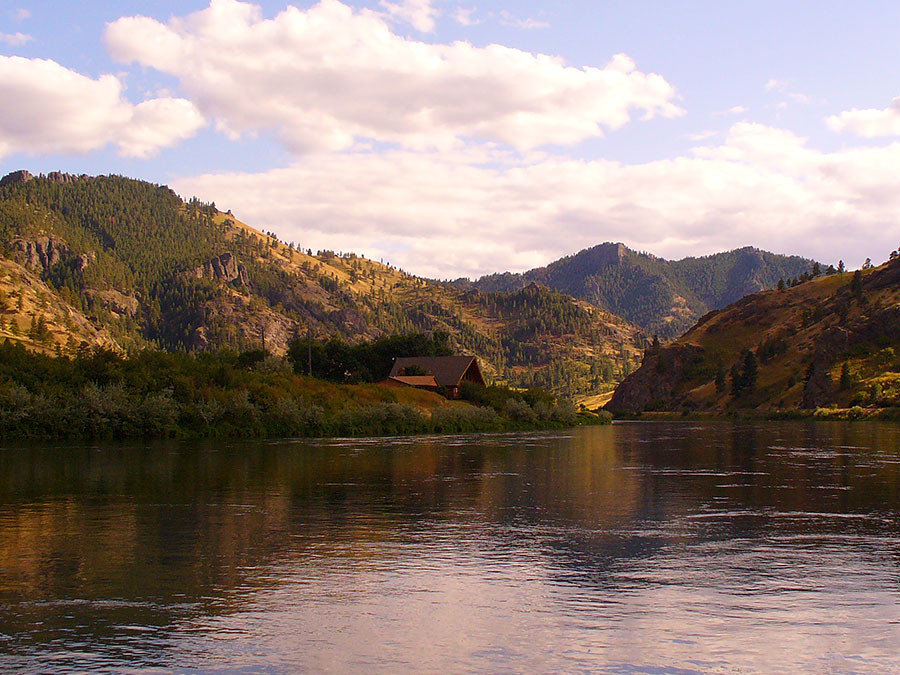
[
  {"xmin": 191, "ymin": 252, "xmax": 248, "ymax": 285},
  {"xmin": 191, "ymin": 326, "xmax": 210, "ymax": 350},
  {"xmin": 46, "ymin": 171, "xmax": 79, "ymax": 185},
  {"xmin": 74, "ymin": 253, "xmax": 93, "ymax": 272},
  {"xmin": 11, "ymin": 236, "xmax": 69, "ymax": 273},
  {"xmin": 607, "ymin": 343, "xmax": 704, "ymax": 413},
  {"xmin": 330, "ymin": 308, "xmax": 369, "ymax": 334},
  {"xmin": 84, "ymin": 289, "xmax": 139, "ymax": 317},
  {"xmin": 0, "ymin": 170, "xmax": 34, "ymax": 188}
]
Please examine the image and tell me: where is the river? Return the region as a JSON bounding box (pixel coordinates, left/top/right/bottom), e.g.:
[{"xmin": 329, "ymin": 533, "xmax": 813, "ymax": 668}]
[{"xmin": 1, "ymin": 422, "xmax": 899, "ymax": 673}]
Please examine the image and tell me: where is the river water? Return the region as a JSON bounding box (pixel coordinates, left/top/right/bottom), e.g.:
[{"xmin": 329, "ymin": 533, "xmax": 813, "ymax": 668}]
[{"xmin": 1, "ymin": 422, "xmax": 899, "ymax": 674}]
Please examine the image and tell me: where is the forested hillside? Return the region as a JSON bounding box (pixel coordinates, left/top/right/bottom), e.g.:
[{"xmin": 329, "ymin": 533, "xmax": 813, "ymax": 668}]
[
  {"xmin": 608, "ymin": 256, "xmax": 900, "ymax": 415},
  {"xmin": 460, "ymin": 242, "xmax": 819, "ymax": 338},
  {"xmin": 0, "ymin": 171, "xmax": 644, "ymax": 396}
]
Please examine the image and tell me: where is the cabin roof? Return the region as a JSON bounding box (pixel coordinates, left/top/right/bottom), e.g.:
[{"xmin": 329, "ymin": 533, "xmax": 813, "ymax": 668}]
[
  {"xmin": 389, "ymin": 356, "xmax": 483, "ymax": 388},
  {"xmin": 388, "ymin": 375, "xmax": 439, "ymax": 388}
]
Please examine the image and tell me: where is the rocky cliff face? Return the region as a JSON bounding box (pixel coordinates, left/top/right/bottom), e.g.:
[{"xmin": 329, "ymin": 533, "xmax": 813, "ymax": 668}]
[
  {"xmin": 0, "ymin": 170, "xmax": 34, "ymax": 188},
  {"xmin": 191, "ymin": 252, "xmax": 248, "ymax": 285},
  {"xmin": 0, "ymin": 170, "xmax": 85, "ymax": 188},
  {"xmin": 9, "ymin": 236, "xmax": 92, "ymax": 275},
  {"xmin": 607, "ymin": 344, "xmax": 704, "ymax": 413},
  {"xmin": 11, "ymin": 236, "xmax": 68, "ymax": 272}
]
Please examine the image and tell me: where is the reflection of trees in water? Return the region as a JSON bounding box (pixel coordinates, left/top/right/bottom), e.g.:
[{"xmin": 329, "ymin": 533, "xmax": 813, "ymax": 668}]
[
  {"xmin": 526, "ymin": 422, "xmax": 900, "ymax": 590},
  {"xmin": 1, "ymin": 422, "xmax": 899, "ymax": 658}
]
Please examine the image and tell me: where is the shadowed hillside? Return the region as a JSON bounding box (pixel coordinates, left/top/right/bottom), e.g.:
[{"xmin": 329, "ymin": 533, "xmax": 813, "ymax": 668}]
[
  {"xmin": 459, "ymin": 242, "xmax": 818, "ymax": 338},
  {"xmin": 608, "ymin": 257, "xmax": 900, "ymax": 414}
]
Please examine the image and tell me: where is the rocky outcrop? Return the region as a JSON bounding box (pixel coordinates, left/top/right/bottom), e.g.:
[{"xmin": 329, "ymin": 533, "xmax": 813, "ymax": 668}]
[
  {"xmin": 84, "ymin": 289, "xmax": 139, "ymax": 317},
  {"xmin": 0, "ymin": 170, "xmax": 85, "ymax": 189},
  {"xmin": 0, "ymin": 170, "xmax": 34, "ymax": 188},
  {"xmin": 607, "ymin": 343, "xmax": 704, "ymax": 413},
  {"xmin": 191, "ymin": 252, "xmax": 248, "ymax": 285},
  {"xmin": 330, "ymin": 308, "xmax": 369, "ymax": 334},
  {"xmin": 10, "ymin": 236, "xmax": 69, "ymax": 273},
  {"xmin": 74, "ymin": 253, "xmax": 93, "ymax": 272},
  {"xmin": 46, "ymin": 171, "xmax": 84, "ymax": 185}
]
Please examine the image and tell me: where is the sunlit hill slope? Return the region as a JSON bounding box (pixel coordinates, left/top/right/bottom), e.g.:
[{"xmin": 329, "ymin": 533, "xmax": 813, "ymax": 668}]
[
  {"xmin": 0, "ymin": 171, "xmax": 644, "ymax": 395},
  {"xmin": 608, "ymin": 258, "xmax": 900, "ymax": 414}
]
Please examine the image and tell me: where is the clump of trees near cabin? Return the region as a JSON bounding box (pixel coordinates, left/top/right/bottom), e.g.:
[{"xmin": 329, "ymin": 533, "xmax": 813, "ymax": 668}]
[
  {"xmin": 0, "ymin": 332, "xmax": 601, "ymax": 441},
  {"xmin": 286, "ymin": 331, "xmax": 453, "ymax": 383}
]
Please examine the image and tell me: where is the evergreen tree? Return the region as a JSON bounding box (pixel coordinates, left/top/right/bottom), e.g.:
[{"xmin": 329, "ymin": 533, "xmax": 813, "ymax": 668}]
[
  {"xmin": 840, "ymin": 362, "xmax": 852, "ymax": 390},
  {"xmin": 731, "ymin": 350, "xmax": 758, "ymax": 396},
  {"xmin": 715, "ymin": 365, "xmax": 727, "ymax": 394},
  {"xmin": 741, "ymin": 350, "xmax": 758, "ymax": 392},
  {"xmin": 851, "ymin": 270, "xmax": 863, "ymax": 300}
]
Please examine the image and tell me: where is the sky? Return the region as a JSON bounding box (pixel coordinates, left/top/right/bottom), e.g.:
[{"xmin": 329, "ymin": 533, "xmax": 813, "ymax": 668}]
[{"xmin": 2, "ymin": 1, "xmax": 900, "ymax": 279}]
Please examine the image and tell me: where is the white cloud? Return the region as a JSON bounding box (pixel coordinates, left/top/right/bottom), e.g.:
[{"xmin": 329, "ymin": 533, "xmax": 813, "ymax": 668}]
[
  {"xmin": 712, "ymin": 105, "xmax": 747, "ymax": 117},
  {"xmin": 454, "ymin": 6, "xmax": 478, "ymax": 26},
  {"xmin": 105, "ymin": 0, "xmax": 681, "ymax": 153},
  {"xmin": 0, "ymin": 56, "xmax": 205, "ymax": 159},
  {"xmin": 688, "ymin": 130, "xmax": 718, "ymax": 141},
  {"xmin": 11, "ymin": 8, "xmax": 30, "ymax": 22},
  {"xmin": 174, "ymin": 122, "xmax": 900, "ymax": 279},
  {"xmin": 827, "ymin": 97, "xmax": 900, "ymax": 137},
  {"xmin": 765, "ymin": 79, "xmax": 813, "ymax": 108},
  {"xmin": 0, "ymin": 32, "xmax": 32, "ymax": 46},
  {"xmin": 499, "ymin": 10, "xmax": 549, "ymax": 29},
  {"xmin": 380, "ymin": 0, "xmax": 438, "ymax": 32}
]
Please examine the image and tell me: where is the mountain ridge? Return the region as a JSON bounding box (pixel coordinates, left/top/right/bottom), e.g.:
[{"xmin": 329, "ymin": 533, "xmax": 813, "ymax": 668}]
[
  {"xmin": 456, "ymin": 241, "xmax": 819, "ymax": 338},
  {"xmin": 0, "ymin": 170, "xmax": 644, "ymax": 396}
]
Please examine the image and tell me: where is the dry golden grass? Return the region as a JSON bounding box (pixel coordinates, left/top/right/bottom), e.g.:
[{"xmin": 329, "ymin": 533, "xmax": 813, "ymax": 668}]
[{"xmin": 0, "ymin": 258, "xmax": 119, "ymax": 354}]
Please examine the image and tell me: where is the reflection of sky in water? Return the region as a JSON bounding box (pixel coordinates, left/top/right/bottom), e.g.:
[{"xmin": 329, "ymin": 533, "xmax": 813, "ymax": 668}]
[{"xmin": 1, "ymin": 421, "xmax": 900, "ymax": 673}]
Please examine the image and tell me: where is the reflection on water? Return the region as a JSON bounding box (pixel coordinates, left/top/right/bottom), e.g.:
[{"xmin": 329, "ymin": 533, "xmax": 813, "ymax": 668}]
[{"xmin": 1, "ymin": 422, "xmax": 900, "ymax": 673}]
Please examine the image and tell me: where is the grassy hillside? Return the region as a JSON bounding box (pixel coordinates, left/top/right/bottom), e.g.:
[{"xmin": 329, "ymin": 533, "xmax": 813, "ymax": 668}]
[
  {"xmin": 608, "ymin": 258, "xmax": 900, "ymax": 414},
  {"xmin": 0, "ymin": 171, "xmax": 644, "ymax": 396},
  {"xmin": 462, "ymin": 242, "xmax": 819, "ymax": 338}
]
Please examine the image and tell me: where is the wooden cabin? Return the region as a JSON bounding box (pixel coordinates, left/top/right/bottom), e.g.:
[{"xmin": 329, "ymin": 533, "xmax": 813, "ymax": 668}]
[{"xmin": 385, "ymin": 356, "xmax": 485, "ymax": 398}]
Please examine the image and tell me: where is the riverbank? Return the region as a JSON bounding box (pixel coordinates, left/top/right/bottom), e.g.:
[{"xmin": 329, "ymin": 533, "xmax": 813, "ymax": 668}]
[
  {"xmin": 0, "ymin": 341, "xmax": 610, "ymax": 440},
  {"xmin": 612, "ymin": 406, "xmax": 900, "ymax": 422}
]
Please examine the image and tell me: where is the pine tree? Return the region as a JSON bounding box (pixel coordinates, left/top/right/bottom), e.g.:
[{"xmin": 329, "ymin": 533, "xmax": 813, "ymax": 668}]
[
  {"xmin": 715, "ymin": 366, "xmax": 727, "ymax": 394},
  {"xmin": 840, "ymin": 362, "xmax": 852, "ymax": 390},
  {"xmin": 731, "ymin": 350, "xmax": 758, "ymax": 396},
  {"xmin": 851, "ymin": 270, "xmax": 863, "ymax": 300},
  {"xmin": 742, "ymin": 350, "xmax": 758, "ymax": 392}
]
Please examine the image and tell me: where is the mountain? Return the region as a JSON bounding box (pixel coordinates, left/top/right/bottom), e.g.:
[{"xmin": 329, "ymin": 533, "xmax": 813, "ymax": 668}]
[
  {"xmin": 457, "ymin": 242, "xmax": 819, "ymax": 338},
  {"xmin": 608, "ymin": 258, "xmax": 900, "ymax": 414},
  {"xmin": 0, "ymin": 171, "xmax": 644, "ymax": 396}
]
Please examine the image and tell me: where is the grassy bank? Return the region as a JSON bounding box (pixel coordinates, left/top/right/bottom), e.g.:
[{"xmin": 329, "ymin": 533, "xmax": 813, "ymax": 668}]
[
  {"xmin": 612, "ymin": 407, "xmax": 900, "ymax": 422},
  {"xmin": 0, "ymin": 341, "xmax": 610, "ymax": 440}
]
